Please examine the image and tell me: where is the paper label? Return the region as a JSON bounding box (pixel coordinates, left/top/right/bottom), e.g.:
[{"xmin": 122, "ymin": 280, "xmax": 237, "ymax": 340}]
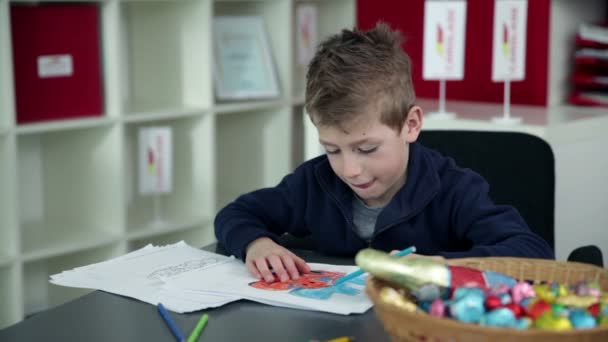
[
  {"xmin": 296, "ymin": 4, "xmax": 318, "ymax": 66},
  {"xmin": 492, "ymin": 0, "xmax": 528, "ymax": 81},
  {"xmin": 139, "ymin": 127, "xmax": 173, "ymax": 195},
  {"xmin": 423, "ymin": 0, "xmax": 467, "ymax": 80},
  {"xmin": 37, "ymin": 54, "xmax": 73, "ymax": 78}
]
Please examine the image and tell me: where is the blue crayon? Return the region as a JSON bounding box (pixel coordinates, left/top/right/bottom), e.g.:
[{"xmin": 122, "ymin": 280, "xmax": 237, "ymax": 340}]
[
  {"xmin": 157, "ymin": 302, "xmax": 185, "ymax": 342},
  {"xmin": 333, "ymin": 246, "xmax": 416, "ymax": 285}
]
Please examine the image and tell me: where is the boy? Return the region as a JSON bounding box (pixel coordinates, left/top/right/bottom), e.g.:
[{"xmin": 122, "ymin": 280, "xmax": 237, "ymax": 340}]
[{"xmin": 214, "ymin": 23, "xmax": 554, "ymax": 283}]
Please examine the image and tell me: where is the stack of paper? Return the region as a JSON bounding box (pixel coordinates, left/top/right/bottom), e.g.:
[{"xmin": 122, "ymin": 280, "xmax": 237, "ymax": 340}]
[
  {"xmin": 50, "ymin": 242, "xmax": 372, "ymax": 315},
  {"xmin": 50, "ymin": 242, "xmax": 239, "ymax": 312}
]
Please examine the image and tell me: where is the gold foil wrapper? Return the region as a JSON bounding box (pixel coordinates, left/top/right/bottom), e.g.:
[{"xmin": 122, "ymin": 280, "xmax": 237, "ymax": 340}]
[
  {"xmin": 555, "ymin": 294, "xmax": 599, "ymax": 308},
  {"xmin": 378, "ymin": 287, "xmax": 418, "ymax": 312},
  {"xmin": 355, "ymin": 248, "xmax": 450, "ymax": 293}
]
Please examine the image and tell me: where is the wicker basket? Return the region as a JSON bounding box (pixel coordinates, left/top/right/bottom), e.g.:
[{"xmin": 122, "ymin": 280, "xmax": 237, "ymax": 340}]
[{"xmin": 366, "ymin": 257, "xmax": 608, "ymax": 342}]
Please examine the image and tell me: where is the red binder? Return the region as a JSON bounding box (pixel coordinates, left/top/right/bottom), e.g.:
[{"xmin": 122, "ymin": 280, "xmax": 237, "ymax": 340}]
[{"xmin": 10, "ymin": 4, "xmax": 103, "ymax": 124}]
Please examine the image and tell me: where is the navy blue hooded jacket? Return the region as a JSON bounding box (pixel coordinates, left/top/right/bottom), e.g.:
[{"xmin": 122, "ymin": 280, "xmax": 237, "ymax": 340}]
[{"xmin": 215, "ymin": 142, "xmax": 554, "ymax": 261}]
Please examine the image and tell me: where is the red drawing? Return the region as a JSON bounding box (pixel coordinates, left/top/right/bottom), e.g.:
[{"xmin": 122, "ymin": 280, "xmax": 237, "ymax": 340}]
[{"xmin": 249, "ymin": 270, "xmax": 343, "ymax": 291}]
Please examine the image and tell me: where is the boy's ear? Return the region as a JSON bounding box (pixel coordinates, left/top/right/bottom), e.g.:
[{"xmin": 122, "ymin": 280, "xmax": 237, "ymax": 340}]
[{"xmin": 402, "ymin": 105, "xmax": 423, "ymax": 143}]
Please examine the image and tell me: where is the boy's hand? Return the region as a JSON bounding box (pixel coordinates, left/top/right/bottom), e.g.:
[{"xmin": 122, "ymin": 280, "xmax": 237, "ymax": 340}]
[{"xmin": 245, "ymin": 237, "xmax": 311, "ymax": 283}]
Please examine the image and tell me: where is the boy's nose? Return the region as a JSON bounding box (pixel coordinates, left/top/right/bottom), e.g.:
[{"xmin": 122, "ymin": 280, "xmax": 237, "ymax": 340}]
[{"xmin": 342, "ymin": 156, "xmax": 362, "ymax": 178}]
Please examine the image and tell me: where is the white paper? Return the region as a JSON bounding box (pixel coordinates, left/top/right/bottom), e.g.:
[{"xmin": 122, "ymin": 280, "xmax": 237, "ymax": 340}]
[
  {"xmin": 50, "ymin": 242, "xmax": 239, "ymax": 313},
  {"xmin": 296, "ymin": 4, "xmax": 318, "ymax": 66},
  {"xmin": 423, "ymin": 0, "xmax": 467, "ymax": 80},
  {"xmin": 138, "ymin": 127, "xmax": 173, "ymax": 194},
  {"xmin": 50, "ymin": 242, "xmax": 373, "ymax": 315},
  {"xmin": 491, "ymin": 0, "xmax": 528, "ymax": 81}
]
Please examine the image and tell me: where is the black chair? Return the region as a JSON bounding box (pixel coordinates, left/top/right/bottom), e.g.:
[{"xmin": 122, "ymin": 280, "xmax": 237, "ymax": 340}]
[{"xmin": 418, "ymin": 130, "xmax": 603, "ymax": 267}]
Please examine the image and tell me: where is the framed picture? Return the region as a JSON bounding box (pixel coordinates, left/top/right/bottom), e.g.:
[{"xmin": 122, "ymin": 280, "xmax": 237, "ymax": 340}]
[{"xmin": 213, "ymin": 16, "xmax": 281, "ymax": 100}]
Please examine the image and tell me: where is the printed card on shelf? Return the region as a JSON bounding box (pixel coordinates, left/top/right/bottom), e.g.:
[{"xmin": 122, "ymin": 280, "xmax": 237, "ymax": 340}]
[
  {"xmin": 491, "ymin": 0, "xmax": 528, "ymax": 82},
  {"xmin": 422, "ymin": 0, "xmax": 467, "ymax": 80},
  {"xmin": 138, "ymin": 127, "xmax": 173, "ymax": 195},
  {"xmin": 296, "ymin": 4, "xmax": 318, "ymax": 66}
]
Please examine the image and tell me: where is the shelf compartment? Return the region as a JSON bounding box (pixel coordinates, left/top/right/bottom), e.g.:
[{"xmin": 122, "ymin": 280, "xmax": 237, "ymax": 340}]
[
  {"xmin": 10, "ymin": 3, "xmax": 104, "ymax": 124},
  {"xmin": 125, "ymin": 115, "xmax": 215, "ymax": 236},
  {"xmin": 20, "ymin": 222, "xmax": 122, "ymax": 262},
  {"xmin": 215, "ymin": 107, "xmax": 291, "ymax": 209},
  {"xmin": 24, "ymin": 243, "xmax": 122, "ymax": 316},
  {"xmin": 0, "ymin": 136, "xmax": 18, "ymax": 260},
  {"xmin": 291, "ymin": 0, "xmax": 356, "ymax": 98},
  {"xmin": 119, "ymin": 0, "xmax": 213, "ymax": 114},
  {"xmin": 17, "ymin": 126, "xmax": 124, "ymax": 257},
  {"xmin": 127, "ymin": 223, "xmax": 215, "ymax": 251},
  {"xmin": 126, "ymin": 217, "xmax": 212, "ymax": 241},
  {"xmin": 0, "ymin": 265, "xmax": 22, "ymax": 329},
  {"xmin": 291, "ymin": 104, "xmax": 306, "ymax": 167},
  {"xmin": 214, "ymin": 0, "xmax": 291, "ymax": 100}
]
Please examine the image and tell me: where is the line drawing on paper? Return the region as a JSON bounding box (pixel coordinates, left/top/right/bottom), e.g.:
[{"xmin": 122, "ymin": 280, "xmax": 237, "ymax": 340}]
[{"xmin": 147, "ymin": 258, "xmax": 226, "ymax": 280}]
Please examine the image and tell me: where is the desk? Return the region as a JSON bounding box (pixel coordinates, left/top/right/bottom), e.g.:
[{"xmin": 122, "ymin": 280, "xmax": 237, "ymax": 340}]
[{"xmin": 0, "ymin": 244, "xmax": 390, "ymax": 341}]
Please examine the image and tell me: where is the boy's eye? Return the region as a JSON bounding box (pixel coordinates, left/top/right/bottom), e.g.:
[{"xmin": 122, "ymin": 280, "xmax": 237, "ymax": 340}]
[
  {"xmin": 358, "ymin": 147, "xmax": 378, "ymax": 154},
  {"xmin": 325, "ymin": 148, "xmax": 340, "ymax": 155}
]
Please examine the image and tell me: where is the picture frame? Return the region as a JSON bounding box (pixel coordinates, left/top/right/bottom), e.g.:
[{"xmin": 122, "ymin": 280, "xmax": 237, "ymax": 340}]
[{"xmin": 213, "ymin": 16, "xmax": 281, "ymax": 101}]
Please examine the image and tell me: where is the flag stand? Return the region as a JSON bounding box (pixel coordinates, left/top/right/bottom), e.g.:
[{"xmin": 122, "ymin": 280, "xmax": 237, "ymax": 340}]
[
  {"xmin": 151, "ymin": 194, "xmax": 167, "ymax": 228},
  {"xmin": 427, "ymin": 79, "xmax": 456, "ymax": 120},
  {"xmin": 492, "ymin": 79, "xmax": 521, "ymax": 124}
]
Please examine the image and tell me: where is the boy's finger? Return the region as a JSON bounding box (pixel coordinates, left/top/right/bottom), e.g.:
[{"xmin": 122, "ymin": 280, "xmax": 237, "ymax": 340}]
[
  {"xmin": 255, "ymin": 258, "xmax": 275, "ymax": 283},
  {"xmin": 268, "ymin": 255, "xmax": 289, "ymax": 282},
  {"xmin": 246, "ymin": 260, "xmax": 262, "ymax": 279},
  {"xmin": 293, "ymin": 255, "xmax": 311, "ymax": 274},
  {"xmin": 280, "ymin": 255, "xmax": 300, "ymax": 280}
]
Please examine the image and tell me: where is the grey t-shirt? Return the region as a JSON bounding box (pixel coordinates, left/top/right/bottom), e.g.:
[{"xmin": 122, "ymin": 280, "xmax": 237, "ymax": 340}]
[{"xmin": 352, "ymin": 196, "xmax": 384, "ymax": 242}]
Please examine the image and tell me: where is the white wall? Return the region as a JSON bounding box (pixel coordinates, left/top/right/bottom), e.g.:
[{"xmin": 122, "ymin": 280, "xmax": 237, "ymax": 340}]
[{"xmin": 549, "ymin": 117, "xmax": 608, "ymax": 267}]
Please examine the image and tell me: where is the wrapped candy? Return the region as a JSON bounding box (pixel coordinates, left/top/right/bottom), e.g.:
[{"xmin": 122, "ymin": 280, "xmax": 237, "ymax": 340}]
[
  {"xmin": 525, "ymin": 299, "xmax": 552, "ymax": 320},
  {"xmin": 357, "ymin": 248, "xmax": 607, "ymax": 331},
  {"xmin": 555, "ymin": 294, "xmax": 599, "ymax": 308},
  {"xmin": 514, "ymin": 317, "xmax": 532, "ymax": 330},
  {"xmin": 488, "ymin": 284, "xmax": 510, "ymax": 296},
  {"xmin": 588, "ymin": 302, "xmax": 601, "ymax": 317},
  {"xmin": 574, "ymin": 281, "xmax": 602, "ymax": 297},
  {"xmin": 480, "ymin": 307, "xmax": 517, "ymax": 327},
  {"xmin": 378, "ymin": 287, "xmax": 419, "ymax": 313},
  {"xmin": 599, "ymin": 315, "xmax": 608, "ymax": 327},
  {"xmin": 503, "ymin": 303, "xmax": 523, "ymax": 318},
  {"xmin": 535, "ymin": 312, "xmax": 573, "ymax": 331},
  {"xmin": 449, "ymin": 289, "xmax": 485, "ymax": 323},
  {"xmin": 355, "ymin": 249, "xmax": 516, "ymax": 301},
  {"xmin": 485, "ymin": 295, "xmax": 502, "ymax": 310},
  {"xmin": 429, "ymin": 298, "xmax": 446, "ymax": 317},
  {"xmin": 511, "ymin": 281, "xmax": 535, "ymax": 304},
  {"xmin": 569, "ymin": 309, "xmax": 597, "ymax": 329}
]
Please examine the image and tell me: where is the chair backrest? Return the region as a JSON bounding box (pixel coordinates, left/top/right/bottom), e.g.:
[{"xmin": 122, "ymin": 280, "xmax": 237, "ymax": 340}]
[{"xmin": 417, "ymin": 130, "xmax": 555, "ymax": 250}]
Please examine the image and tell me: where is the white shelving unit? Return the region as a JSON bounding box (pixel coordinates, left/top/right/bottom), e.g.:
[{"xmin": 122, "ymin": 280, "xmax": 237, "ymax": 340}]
[{"xmin": 0, "ymin": 0, "xmax": 356, "ymax": 328}]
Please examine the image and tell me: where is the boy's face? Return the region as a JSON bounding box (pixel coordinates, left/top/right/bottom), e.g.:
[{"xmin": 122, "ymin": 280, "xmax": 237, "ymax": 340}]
[{"xmin": 317, "ymin": 106, "xmax": 423, "ymax": 208}]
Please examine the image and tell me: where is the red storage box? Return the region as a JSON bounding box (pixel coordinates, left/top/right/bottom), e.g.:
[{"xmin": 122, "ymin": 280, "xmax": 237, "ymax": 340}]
[{"xmin": 10, "ymin": 3, "xmax": 103, "ymax": 124}]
